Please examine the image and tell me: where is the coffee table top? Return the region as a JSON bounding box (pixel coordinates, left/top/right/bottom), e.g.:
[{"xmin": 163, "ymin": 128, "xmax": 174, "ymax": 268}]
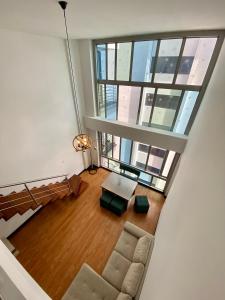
[{"xmin": 101, "ymin": 172, "xmax": 137, "ymax": 201}]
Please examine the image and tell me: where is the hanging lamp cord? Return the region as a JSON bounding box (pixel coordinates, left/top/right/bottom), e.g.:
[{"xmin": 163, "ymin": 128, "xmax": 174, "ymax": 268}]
[{"xmin": 63, "ymin": 9, "xmax": 82, "ymax": 134}]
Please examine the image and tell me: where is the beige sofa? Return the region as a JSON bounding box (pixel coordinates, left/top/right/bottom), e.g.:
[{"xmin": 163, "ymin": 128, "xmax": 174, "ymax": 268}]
[{"xmin": 62, "ymin": 222, "xmax": 154, "ymax": 300}]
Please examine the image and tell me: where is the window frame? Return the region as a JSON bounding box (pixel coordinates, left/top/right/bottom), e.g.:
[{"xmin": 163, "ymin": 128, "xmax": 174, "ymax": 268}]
[
  {"xmin": 98, "ymin": 131, "xmax": 181, "ymax": 193},
  {"xmin": 93, "ymin": 30, "xmax": 224, "ymax": 135}
]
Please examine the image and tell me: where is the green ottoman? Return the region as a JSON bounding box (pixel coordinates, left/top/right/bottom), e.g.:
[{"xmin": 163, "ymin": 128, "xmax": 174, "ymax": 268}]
[
  {"xmin": 134, "ymin": 195, "xmax": 149, "ymax": 213},
  {"xmin": 100, "ymin": 190, "xmax": 114, "ymax": 209},
  {"xmin": 110, "ymin": 196, "xmax": 126, "ymax": 216}
]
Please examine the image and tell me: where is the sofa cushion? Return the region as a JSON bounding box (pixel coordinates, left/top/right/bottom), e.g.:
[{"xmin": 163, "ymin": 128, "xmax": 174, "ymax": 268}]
[
  {"xmin": 124, "ymin": 221, "xmax": 151, "ymax": 239},
  {"xmin": 121, "ymin": 263, "xmax": 144, "ymax": 297},
  {"xmin": 102, "ymin": 251, "xmax": 131, "ymax": 290},
  {"xmin": 116, "ymin": 293, "xmax": 132, "ymax": 300},
  {"xmin": 62, "ymin": 263, "xmax": 119, "ymax": 300},
  {"xmin": 114, "ymin": 230, "xmax": 138, "ymax": 261},
  {"xmin": 133, "ymin": 235, "xmax": 152, "ymax": 264}
]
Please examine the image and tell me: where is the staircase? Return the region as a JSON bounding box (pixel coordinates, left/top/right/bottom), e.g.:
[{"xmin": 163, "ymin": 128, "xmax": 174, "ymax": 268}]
[{"xmin": 0, "ymin": 173, "xmax": 82, "ymax": 225}]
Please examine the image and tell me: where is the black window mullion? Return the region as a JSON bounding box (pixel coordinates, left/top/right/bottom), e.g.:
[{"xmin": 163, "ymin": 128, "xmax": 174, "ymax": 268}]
[
  {"xmin": 171, "ymin": 90, "xmax": 185, "ymax": 131},
  {"xmin": 129, "ymin": 141, "xmax": 134, "ymax": 165},
  {"xmin": 129, "ymin": 41, "xmax": 134, "ymax": 82},
  {"xmin": 136, "ymin": 86, "xmax": 143, "ymax": 124},
  {"xmin": 145, "ymin": 146, "xmax": 151, "ymax": 171},
  {"xmin": 115, "ymin": 43, "xmax": 118, "ymax": 81},
  {"xmin": 149, "ymin": 175, "xmax": 153, "ymax": 185},
  {"xmin": 97, "ymin": 79, "xmax": 201, "ymax": 91},
  {"xmin": 119, "ymin": 137, "xmax": 122, "ymax": 161},
  {"xmin": 112, "ymin": 135, "xmax": 114, "ymax": 159},
  {"xmin": 104, "ymin": 84, "xmax": 107, "ymax": 118},
  {"xmin": 151, "ymin": 40, "xmax": 161, "ymax": 83},
  {"xmin": 105, "ymin": 43, "xmax": 108, "ymax": 81},
  {"xmin": 172, "ymin": 38, "xmax": 186, "ymax": 84},
  {"xmin": 148, "ymin": 88, "xmax": 158, "ymax": 126},
  {"xmin": 116, "ymin": 84, "xmax": 119, "ymax": 120},
  {"xmin": 100, "ymin": 132, "xmax": 103, "ymax": 157},
  {"xmin": 105, "ymin": 133, "xmax": 108, "ymax": 157}
]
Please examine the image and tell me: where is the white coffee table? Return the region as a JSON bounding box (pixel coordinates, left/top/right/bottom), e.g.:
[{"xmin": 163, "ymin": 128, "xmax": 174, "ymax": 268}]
[{"xmin": 101, "ymin": 172, "xmax": 137, "ymax": 203}]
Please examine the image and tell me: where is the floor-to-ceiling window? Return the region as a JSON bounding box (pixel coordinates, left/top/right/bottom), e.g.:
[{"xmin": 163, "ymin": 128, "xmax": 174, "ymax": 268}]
[
  {"xmin": 99, "ymin": 132, "xmax": 178, "ymax": 192},
  {"xmin": 94, "ymin": 31, "xmax": 223, "ymax": 192}
]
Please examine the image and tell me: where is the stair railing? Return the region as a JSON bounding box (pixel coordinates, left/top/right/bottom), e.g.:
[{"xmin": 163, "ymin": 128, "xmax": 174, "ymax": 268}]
[{"xmin": 0, "ymin": 174, "xmax": 71, "ymax": 213}]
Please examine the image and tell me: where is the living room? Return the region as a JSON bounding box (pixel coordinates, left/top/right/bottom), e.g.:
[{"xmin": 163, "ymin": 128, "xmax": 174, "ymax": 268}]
[{"xmin": 0, "ymin": 1, "xmax": 225, "ymax": 300}]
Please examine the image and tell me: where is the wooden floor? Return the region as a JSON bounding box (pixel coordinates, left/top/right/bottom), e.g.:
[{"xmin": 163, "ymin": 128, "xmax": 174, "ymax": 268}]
[{"xmin": 9, "ymin": 168, "xmax": 165, "ymax": 300}]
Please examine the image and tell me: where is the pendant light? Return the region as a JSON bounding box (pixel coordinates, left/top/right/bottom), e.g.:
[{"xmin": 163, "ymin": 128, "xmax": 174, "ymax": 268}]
[{"xmin": 58, "ymin": 1, "xmax": 97, "ymax": 173}]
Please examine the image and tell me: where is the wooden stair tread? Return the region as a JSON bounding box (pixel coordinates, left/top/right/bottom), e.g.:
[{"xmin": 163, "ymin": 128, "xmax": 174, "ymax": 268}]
[{"xmin": 0, "ymin": 176, "xmax": 78, "ymax": 221}]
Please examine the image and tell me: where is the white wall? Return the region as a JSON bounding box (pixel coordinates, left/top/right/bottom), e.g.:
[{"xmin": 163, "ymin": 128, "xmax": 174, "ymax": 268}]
[
  {"xmin": 77, "ymin": 40, "xmax": 99, "ymax": 165},
  {"xmin": 0, "ymin": 241, "xmax": 51, "ymax": 300},
  {"xmin": 0, "ymin": 29, "xmax": 85, "ymax": 186},
  {"xmin": 0, "ymin": 207, "xmax": 41, "ymax": 239},
  {"xmin": 140, "ymin": 43, "xmax": 225, "ymax": 300}
]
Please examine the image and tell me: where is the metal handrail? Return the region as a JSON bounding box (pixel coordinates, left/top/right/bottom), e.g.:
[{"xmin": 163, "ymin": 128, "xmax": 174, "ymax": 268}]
[
  {"xmin": 0, "ymin": 200, "xmax": 34, "ymax": 212},
  {"xmin": 33, "ymin": 187, "xmax": 70, "ymax": 201},
  {"xmin": 0, "ymin": 174, "xmax": 68, "ymax": 189},
  {"xmin": 0, "ymin": 181, "xmax": 69, "ymax": 198},
  {"xmin": 0, "ymin": 173, "xmax": 71, "ymax": 215},
  {"xmin": 0, "ymin": 186, "xmax": 71, "ymax": 212},
  {"xmin": 0, "ymin": 181, "xmax": 70, "ymax": 204}
]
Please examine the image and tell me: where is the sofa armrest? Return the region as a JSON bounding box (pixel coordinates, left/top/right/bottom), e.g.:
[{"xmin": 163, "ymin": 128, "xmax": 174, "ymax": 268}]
[
  {"xmin": 62, "ymin": 263, "xmax": 119, "ymax": 300},
  {"xmin": 124, "ymin": 221, "xmax": 153, "ymax": 239}
]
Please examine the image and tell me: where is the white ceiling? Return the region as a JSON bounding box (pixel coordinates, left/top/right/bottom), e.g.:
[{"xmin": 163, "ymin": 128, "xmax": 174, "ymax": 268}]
[{"xmin": 0, "ymin": 0, "xmax": 225, "ymax": 39}]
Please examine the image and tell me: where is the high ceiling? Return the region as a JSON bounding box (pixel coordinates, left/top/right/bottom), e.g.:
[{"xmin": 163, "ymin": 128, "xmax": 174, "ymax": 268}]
[{"xmin": 0, "ymin": 0, "xmax": 225, "ymax": 39}]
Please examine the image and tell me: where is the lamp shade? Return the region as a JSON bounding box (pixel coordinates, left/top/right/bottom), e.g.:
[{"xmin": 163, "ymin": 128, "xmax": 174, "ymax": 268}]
[{"xmin": 73, "ymin": 134, "xmax": 92, "ymax": 152}]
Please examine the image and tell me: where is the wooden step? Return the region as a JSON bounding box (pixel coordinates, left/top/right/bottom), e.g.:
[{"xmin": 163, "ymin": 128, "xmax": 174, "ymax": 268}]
[{"xmin": 0, "ymin": 176, "xmax": 79, "ymax": 221}]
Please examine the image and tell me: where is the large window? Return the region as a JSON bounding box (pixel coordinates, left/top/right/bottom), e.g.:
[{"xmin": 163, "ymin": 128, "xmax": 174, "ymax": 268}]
[
  {"xmin": 95, "ymin": 32, "xmax": 222, "ymax": 135},
  {"xmin": 99, "ymin": 132, "xmax": 178, "ymax": 192},
  {"xmin": 95, "ymin": 31, "xmax": 224, "ymax": 193}
]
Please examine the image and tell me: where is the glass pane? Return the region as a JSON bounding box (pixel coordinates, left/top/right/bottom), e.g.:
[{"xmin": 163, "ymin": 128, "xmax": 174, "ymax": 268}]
[
  {"xmin": 97, "ymin": 84, "xmax": 105, "ymax": 117},
  {"xmin": 173, "ymin": 91, "xmax": 199, "ymax": 134},
  {"xmin": 109, "ymin": 159, "xmax": 120, "ymax": 172},
  {"xmin": 154, "ymin": 39, "xmax": 182, "ymax": 83},
  {"xmin": 101, "ymin": 132, "xmax": 106, "ymax": 155},
  {"xmin": 117, "ymin": 42, "xmax": 132, "ymax": 81},
  {"xmin": 107, "ymin": 43, "xmax": 115, "ymax": 80},
  {"xmin": 101, "ymin": 157, "xmax": 108, "ymax": 168},
  {"xmin": 102, "ymin": 133, "xmax": 113, "ymax": 157},
  {"xmin": 176, "ymin": 38, "xmax": 217, "ymax": 85},
  {"xmin": 138, "ymin": 88, "xmax": 155, "ymax": 126},
  {"xmin": 152, "ymin": 177, "xmax": 166, "ymax": 191},
  {"xmin": 120, "ymin": 138, "xmax": 132, "ymax": 164},
  {"xmin": 106, "ymin": 85, "xmax": 117, "ymax": 120},
  {"xmin": 139, "ymin": 172, "xmax": 152, "ymax": 186},
  {"xmin": 96, "ymin": 44, "xmax": 106, "ymax": 80},
  {"xmin": 162, "ymin": 151, "xmax": 175, "ymax": 177},
  {"xmin": 132, "ymin": 41, "xmax": 157, "ymax": 82},
  {"xmin": 151, "ymin": 89, "xmax": 182, "ymax": 131},
  {"xmin": 113, "ymin": 136, "xmax": 120, "ymax": 160},
  {"xmin": 147, "ymin": 147, "xmax": 166, "ymax": 175},
  {"xmin": 131, "ymin": 142, "xmax": 149, "ymax": 170},
  {"xmin": 107, "ymin": 134, "xmax": 113, "ymax": 158},
  {"xmin": 118, "ymin": 86, "xmax": 141, "ymax": 124}
]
